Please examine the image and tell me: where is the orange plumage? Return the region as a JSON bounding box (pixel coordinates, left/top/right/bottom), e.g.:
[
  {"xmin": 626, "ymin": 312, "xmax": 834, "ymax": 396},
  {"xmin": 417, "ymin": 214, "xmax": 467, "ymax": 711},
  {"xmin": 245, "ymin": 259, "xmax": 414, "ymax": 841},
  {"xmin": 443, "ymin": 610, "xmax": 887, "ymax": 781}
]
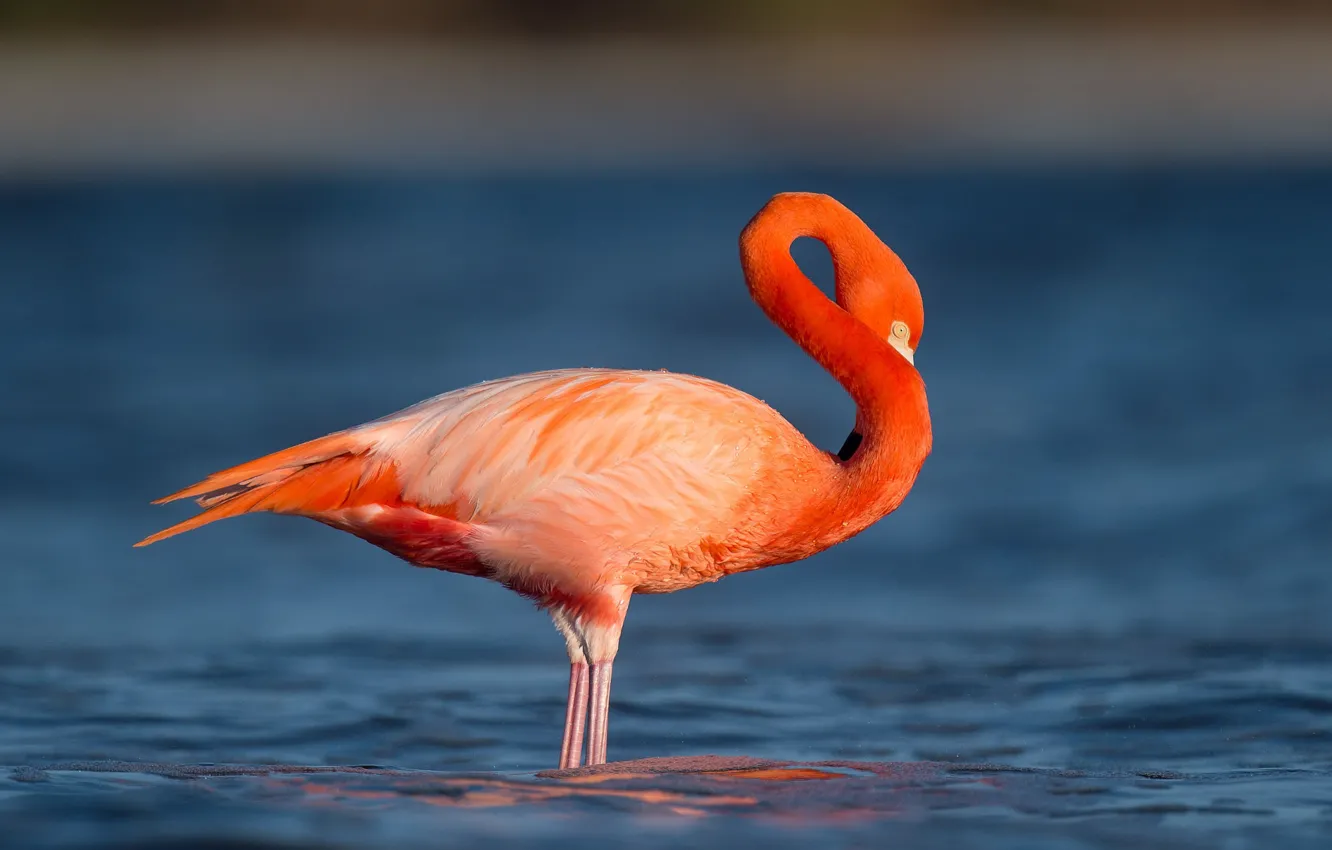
[
  {"xmin": 138, "ymin": 192, "xmax": 932, "ymax": 770},
  {"xmin": 136, "ymin": 432, "xmax": 400, "ymax": 545}
]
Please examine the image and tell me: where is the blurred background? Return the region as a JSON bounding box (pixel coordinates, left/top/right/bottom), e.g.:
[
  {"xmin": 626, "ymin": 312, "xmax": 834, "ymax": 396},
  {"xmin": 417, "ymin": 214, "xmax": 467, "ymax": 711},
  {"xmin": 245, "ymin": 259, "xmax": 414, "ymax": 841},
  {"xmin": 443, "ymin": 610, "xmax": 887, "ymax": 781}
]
[{"xmin": 2, "ymin": 0, "xmax": 1331, "ymax": 806}]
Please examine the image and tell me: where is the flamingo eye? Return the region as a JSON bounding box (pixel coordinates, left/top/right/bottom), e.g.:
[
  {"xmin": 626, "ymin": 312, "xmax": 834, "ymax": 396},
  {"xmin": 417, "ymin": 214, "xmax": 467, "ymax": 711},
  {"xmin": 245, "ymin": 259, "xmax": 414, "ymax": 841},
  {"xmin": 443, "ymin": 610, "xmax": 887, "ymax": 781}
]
[{"xmin": 890, "ymin": 321, "xmax": 910, "ymax": 340}]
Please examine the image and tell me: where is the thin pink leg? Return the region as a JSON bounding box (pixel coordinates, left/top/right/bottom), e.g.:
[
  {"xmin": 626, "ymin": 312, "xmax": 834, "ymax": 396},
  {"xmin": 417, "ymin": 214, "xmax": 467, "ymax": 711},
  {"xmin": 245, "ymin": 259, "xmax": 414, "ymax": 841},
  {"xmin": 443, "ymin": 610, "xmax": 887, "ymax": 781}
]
[
  {"xmin": 559, "ymin": 661, "xmax": 589, "ymax": 769},
  {"xmin": 586, "ymin": 660, "xmax": 614, "ymax": 766}
]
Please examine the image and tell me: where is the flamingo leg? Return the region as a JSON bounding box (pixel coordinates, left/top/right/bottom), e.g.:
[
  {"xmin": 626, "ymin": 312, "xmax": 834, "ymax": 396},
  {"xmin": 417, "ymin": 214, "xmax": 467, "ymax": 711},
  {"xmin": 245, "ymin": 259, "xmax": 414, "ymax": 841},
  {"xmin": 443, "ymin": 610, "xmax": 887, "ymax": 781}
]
[
  {"xmin": 559, "ymin": 661, "xmax": 590, "ymax": 769},
  {"xmin": 586, "ymin": 660, "xmax": 614, "ymax": 766}
]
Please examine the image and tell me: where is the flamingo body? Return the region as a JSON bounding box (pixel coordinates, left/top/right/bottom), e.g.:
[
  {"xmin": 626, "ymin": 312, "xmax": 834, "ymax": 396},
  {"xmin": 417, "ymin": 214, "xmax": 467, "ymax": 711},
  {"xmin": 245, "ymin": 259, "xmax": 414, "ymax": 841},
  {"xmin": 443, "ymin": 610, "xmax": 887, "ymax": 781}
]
[
  {"xmin": 138, "ymin": 192, "xmax": 933, "ymax": 769},
  {"xmin": 141, "ymin": 368, "xmax": 862, "ymax": 594}
]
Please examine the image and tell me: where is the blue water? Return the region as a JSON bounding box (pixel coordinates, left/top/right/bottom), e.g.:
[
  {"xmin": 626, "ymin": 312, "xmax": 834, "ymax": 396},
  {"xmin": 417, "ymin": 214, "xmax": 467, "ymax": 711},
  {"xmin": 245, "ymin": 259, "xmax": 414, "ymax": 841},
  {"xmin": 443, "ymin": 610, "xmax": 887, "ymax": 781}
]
[{"xmin": 1, "ymin": 169, "xmax": 1330, "ymax": 848}]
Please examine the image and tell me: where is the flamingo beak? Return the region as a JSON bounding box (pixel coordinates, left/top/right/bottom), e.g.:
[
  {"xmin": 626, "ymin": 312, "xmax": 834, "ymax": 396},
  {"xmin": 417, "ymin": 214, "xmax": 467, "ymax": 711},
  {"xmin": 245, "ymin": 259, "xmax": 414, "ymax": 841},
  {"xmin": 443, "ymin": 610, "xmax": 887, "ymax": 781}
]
[{"xmin": 889, "ymin": 336, "xmax": 915, "ymax": 366}]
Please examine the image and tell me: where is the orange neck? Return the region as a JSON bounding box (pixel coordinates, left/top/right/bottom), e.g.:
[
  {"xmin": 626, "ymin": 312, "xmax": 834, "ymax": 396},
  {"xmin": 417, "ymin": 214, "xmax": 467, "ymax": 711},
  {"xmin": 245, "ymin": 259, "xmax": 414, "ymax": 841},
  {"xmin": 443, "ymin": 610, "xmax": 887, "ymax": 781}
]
[{"xmin": 738, "ymin": 194, "xmax": 932, "ymax": 495}]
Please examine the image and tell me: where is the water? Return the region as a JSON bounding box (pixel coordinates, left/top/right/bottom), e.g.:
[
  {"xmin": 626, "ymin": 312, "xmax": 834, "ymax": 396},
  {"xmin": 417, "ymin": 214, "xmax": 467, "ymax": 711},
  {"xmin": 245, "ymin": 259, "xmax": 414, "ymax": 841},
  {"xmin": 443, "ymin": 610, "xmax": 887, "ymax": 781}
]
[{"xmin": 1, "ymin": 169, "xmax": 1330, "ymax": 847}]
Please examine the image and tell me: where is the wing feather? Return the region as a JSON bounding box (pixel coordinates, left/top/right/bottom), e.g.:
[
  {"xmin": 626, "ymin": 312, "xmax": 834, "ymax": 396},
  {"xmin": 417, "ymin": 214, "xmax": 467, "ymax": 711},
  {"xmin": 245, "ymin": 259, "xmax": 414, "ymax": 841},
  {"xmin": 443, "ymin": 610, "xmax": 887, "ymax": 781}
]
[{"xmin": 363, "ymin": 369, "xmax": 807, "ymax": 564}]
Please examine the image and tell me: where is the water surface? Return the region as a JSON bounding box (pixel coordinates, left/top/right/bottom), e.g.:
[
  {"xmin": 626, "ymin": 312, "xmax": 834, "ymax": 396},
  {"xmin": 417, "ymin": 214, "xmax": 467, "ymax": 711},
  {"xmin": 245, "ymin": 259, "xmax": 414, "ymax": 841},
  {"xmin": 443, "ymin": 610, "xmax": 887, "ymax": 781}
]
[{"xmin": 1, "ymin": 169, "xmax": 1330, "ymax": 847}]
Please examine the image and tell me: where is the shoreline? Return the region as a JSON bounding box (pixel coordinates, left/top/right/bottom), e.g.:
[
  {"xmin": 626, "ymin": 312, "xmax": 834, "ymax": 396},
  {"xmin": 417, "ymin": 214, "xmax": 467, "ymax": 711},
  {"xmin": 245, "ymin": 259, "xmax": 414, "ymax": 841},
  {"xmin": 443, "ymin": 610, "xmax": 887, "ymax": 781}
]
[{"xmin": 0, "ymin": 31, "xmax": 1330, "ymax": 173}]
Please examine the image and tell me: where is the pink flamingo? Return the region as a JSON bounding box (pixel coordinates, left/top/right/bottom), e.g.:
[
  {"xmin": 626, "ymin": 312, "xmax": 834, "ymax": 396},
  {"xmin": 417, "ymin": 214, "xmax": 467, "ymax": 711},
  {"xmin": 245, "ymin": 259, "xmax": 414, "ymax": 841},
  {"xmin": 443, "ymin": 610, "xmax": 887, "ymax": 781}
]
[{"xmin": 137, "ymin": 192, "xmax": 932, "ymax": 769}]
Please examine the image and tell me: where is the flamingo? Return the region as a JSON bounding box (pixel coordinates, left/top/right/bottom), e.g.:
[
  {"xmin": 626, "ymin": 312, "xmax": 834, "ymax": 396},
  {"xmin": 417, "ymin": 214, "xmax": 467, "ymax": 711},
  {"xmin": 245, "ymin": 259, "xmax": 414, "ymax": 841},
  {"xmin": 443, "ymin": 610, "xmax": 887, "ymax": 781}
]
[{"xmin": 136, "ymin": 192, "xmax": 932, "ymax": 769}]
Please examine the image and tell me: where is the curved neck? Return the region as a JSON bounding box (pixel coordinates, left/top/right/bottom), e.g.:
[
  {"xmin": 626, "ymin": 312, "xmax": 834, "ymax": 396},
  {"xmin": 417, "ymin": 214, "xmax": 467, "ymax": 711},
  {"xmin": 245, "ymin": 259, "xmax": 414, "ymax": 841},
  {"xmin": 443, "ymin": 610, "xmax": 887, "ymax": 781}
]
[{"xmin": 738, "ymin": 194, "xmax": 931, "ymax": 478}]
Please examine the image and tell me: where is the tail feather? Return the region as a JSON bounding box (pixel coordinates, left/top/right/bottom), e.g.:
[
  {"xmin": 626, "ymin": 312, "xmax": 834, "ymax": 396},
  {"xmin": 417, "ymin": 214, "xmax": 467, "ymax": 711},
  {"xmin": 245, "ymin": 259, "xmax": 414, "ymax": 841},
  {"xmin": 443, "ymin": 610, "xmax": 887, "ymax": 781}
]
[
  {"xmin": 150, "ymin": 432, "xmax": 364, "ymax": 505},
  {"xmin": 136, "ymin": 431, "xmax": 403, "ymax": 547}
]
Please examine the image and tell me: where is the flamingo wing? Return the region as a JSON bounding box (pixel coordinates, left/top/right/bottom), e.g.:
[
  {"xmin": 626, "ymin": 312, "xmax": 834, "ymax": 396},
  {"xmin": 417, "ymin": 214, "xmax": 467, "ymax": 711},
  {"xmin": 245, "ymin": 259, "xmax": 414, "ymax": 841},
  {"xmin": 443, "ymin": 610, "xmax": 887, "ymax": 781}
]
[{"xmin": 360, "ymin": 369, "xmax": 813, "ymax": 590}]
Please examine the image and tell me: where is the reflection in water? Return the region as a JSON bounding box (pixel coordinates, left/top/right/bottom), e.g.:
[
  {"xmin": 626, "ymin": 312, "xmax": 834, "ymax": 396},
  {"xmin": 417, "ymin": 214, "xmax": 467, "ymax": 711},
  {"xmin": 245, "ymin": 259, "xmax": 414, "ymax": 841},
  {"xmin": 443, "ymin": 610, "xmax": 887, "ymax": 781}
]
[{"xmin": 13, "ymin": 756, "xmax": 1303, "ymax": 828}]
